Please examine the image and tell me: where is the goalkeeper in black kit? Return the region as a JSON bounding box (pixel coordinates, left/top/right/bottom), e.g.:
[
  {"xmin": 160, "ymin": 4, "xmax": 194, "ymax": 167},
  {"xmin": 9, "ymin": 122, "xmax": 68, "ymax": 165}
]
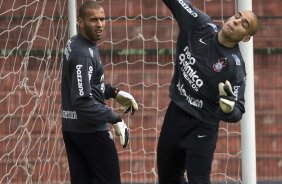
[
  {"xmin": 61, "ymin": 1, "xmax": 138, "ymax": 184},
  {"xmin": 157, "ymin": 0, "xmax": 259, "ymax": 184}
]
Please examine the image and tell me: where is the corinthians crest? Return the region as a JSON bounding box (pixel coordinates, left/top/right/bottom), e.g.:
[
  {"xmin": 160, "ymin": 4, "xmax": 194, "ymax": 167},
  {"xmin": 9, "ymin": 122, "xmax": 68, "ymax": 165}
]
[{"xmin": 212, "ymin": 57, "xmax": 228, "ymax": 72}]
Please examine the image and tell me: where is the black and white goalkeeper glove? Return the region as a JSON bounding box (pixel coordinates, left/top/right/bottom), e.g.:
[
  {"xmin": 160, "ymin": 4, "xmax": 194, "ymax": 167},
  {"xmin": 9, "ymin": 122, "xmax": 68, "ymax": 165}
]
[
  {"xmin": 218, "ymin": 80, "xmax": 235, "ymax": 113},
  {"xmin": 113, "ymin": 119, "xmax": 129, "ymax": 148},
  {"xmin": 115, "ymin": 91, "xmax": 138, "ymax": 115}
]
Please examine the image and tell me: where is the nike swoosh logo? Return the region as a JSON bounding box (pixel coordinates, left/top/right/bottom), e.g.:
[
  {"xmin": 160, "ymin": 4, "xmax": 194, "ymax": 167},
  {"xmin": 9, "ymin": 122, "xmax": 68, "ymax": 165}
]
[
  {"xmin": 199, "ymin": 38, "xmax": 207, "ymax": 45},
  {"xmin": 198, "ymin": 134, "xmax": 207, "ymax": 138}
]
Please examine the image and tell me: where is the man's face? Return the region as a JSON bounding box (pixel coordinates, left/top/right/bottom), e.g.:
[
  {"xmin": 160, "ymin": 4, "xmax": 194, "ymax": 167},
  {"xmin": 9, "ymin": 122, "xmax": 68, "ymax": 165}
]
[
  {"xmin": 78, "ymin": 7, "xmax": 106, "ymax": 42},
  {"xmin": 222, "ymin": 11, "xmax": 257, "ymax": 42}
]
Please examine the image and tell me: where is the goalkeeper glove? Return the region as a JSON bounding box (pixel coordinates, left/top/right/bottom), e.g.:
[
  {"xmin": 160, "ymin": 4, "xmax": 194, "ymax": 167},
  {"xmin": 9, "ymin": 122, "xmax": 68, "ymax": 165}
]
[
  {"xmin": 115, "ymin": 91, "xmax": 138, "ymax": 115},
  {"xmin": 218, "ymin": 80, "xmax": 235, "ymax": 113},
  {"xmin": 113, "ymin": 119, "xmax": 129, "ymax": 148}
]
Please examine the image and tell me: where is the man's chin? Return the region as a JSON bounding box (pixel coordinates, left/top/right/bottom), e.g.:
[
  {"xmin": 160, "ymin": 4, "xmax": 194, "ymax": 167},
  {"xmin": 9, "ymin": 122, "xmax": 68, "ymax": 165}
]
[
  {"xmin": 90, "ymin": 36, "xmax": 102, "ymax": 42},
  {"xmin": 95, "ymin": 35, "xmax": 103, "ymax": 41},
  {"xmin": 222, "ymin": 27, "xmax": 232, "ymax": 35}
]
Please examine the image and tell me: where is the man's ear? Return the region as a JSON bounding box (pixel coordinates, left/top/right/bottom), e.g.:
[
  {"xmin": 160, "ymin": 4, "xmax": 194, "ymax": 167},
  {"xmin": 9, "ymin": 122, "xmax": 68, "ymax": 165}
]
[
  {"xmin": 242, "ymin": 35, "xmax": 251, "ymax": 42},
  {"xmin": 77, "ymin": 17, "xmax": 84, "ymax": 28}
]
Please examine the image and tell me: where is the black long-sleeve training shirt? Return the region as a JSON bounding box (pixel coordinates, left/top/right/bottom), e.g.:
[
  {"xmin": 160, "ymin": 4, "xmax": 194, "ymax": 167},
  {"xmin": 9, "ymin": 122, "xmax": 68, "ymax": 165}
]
[
  {"xmin": 163, "ymin": 0, "xmax": 246, "ymax": 125},
  {"xmin": 61, "ymin": 34, "xmax": 120, "ymax": 133}
]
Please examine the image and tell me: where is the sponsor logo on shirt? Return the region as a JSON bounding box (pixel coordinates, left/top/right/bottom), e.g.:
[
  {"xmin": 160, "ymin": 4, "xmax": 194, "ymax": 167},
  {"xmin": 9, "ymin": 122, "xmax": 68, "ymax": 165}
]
[
  {"xmin": 76, "ymin": 65, "xmax": 84, "ymax": 96},
  {"xmin": 212, "ymin": 57, "xmax": 228, "ymax": 72},
  {"xmin": 64, "ymin": 39, "xmax": 72, "ymax": 60},
  {"xmin": 88, "ymin": 66, "xmax": 93, "ymax": 82},
  {"xmin": 207, "ymin": 23, "xmax": 218, "ymax": 32},
  {"xmin": 62, "ymin": 110, "xmax": 77, "ymax": 119},
  {"xmin": 177, "ymin": 0, "xmax": 198, "ymax": 17},
  {"xmin": 199, "ymin": 38, "xmax": 207, "ymax": 45},
  {"xmin": 89, "ymin": 48, "xmax": 94, "ymax": 58},
  {"xmin": 179, "ymin": 46, "xmax": 203, "ymax": 91},
  {"xmin": 177, "ymin": 81, "xmax": 203, "ymax": 108},
  {"xmin": 197, "ymin": 134, "xmax": 207, "ymax": 138},
  {"xmin": 232, "ymin": 54, "xmax": 241, "ymax": 65},
  {"xmin": 100, "ymin": 74, "xmax": 105, "ymax": 93},
  {"xmin": 233, "ymin": 85, "xmax": 240, "ymax": 101}
]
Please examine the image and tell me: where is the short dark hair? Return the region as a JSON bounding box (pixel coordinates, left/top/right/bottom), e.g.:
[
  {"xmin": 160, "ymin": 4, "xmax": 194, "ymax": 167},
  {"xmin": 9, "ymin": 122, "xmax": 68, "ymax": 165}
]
[{"xmin": 78, "ymin": 1, "xmax": 103, "ymax": 18}]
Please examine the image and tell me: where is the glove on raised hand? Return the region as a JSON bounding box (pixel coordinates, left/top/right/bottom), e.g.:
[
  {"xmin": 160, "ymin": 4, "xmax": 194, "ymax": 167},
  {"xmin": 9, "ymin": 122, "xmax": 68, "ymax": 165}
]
[
  {"xmin": 115, "ymin": 91, "xmax": 138, "ymax": 115},
  {"xmin": 113, "ymin": 119, "xmax": 129, "ymax": 148},
  {"xmin": 218, "ymin": 80, "xmax": 235, "ymax": 113}
]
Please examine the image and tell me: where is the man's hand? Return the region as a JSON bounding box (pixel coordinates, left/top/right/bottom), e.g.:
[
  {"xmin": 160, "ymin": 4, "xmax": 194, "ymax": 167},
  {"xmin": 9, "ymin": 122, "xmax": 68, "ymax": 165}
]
[
  {"xmin": 113, "ymin": 119, "xmax": 129, "ymax": 148},
  {"xmin": 218, "ymin": 80, "xmax": 235, "ymax": 113},
  {"xmin": 115, "ymin": 91, "xmax": 138, "ymax": 115}
]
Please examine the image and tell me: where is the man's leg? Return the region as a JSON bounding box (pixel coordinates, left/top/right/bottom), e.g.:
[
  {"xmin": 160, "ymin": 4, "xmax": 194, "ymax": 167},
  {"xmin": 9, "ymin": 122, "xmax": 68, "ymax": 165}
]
[
  {"xmin": 63, "ymin": 130, "xmax": 121, "ymax": 184},
  {"xmin": 157, "ymin": 102, "xmax": 187, "ymax": 184},
  {"xmin": 184, "ymin": 125, "xmax": 219, "ymax": 184},
  {"xmin": 63, "ymin": 131, "xmax": 93, "ymax": 184},
  {"xmin": 79, "ymin": 131, "xmax": 121, "ymax": 184}
]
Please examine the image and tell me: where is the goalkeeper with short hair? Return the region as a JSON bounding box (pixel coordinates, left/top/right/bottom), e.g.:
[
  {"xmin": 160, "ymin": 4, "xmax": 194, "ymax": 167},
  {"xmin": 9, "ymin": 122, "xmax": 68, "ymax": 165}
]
[
  {"xmin": 61, "ymin": 1, "xmax": 138, "ymax": 184},
  {"xmin": 157, "ymin": 0, "xmax": 259, "ymax": 183}
]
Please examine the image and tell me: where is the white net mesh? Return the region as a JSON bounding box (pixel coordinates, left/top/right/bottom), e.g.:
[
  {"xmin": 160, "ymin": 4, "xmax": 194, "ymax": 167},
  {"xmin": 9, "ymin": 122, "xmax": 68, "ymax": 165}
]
[{"xmin": 0, "ymin": 0, "xmax": 245, "ymax": 183}]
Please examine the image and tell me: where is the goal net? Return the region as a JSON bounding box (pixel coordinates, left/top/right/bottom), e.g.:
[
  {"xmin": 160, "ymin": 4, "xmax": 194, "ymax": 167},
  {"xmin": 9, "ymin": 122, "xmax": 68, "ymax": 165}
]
[{"xmin": 0, "ymin": 0, "xmax": 251, "ymax": 183}]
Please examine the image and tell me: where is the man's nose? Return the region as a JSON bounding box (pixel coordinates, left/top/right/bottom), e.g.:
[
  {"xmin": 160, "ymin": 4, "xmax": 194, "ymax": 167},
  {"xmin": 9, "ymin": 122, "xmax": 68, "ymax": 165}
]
[
  {"xmin": 97, "ymin": 20, "xmax": 102, "ymax": 26},
  {"xmin": 233, "ymin": 19, "xmax": 240, "ymax": 26}
]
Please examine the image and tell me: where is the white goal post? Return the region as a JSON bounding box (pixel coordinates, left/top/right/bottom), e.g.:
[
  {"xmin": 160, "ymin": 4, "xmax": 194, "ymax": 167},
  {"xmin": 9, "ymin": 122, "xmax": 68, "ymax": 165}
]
[
  {"xmin": 68, "ymin": 0, "xmax": 77, "ymax": 37},
  {"xmin": 238, "ymin": 0, "xmax": 257, "ymax": 183}
]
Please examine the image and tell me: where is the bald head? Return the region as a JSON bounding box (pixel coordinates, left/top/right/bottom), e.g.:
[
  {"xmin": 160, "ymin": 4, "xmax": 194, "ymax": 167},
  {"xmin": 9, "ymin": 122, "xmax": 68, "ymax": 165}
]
[
  {"xmin": 78, "ymin": 1, "xmax": 103, "ymax": 19},
  {"xmin": 245, "ymin": 10, "xmax": 259, "ymax": 36}
]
